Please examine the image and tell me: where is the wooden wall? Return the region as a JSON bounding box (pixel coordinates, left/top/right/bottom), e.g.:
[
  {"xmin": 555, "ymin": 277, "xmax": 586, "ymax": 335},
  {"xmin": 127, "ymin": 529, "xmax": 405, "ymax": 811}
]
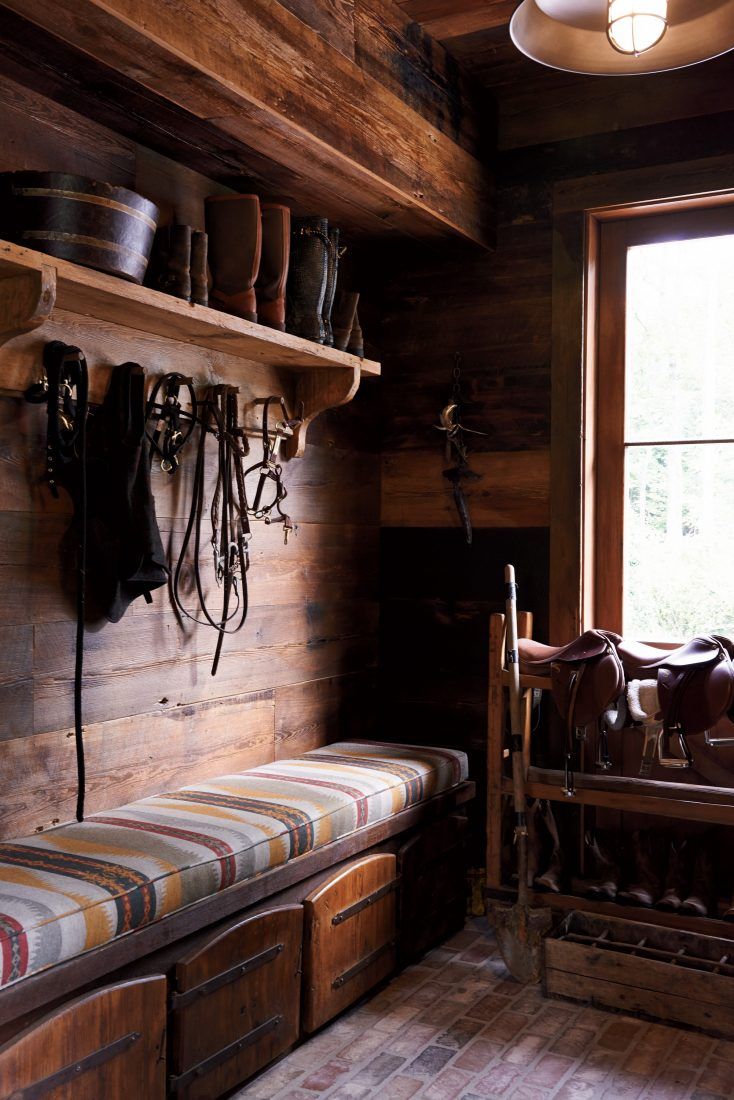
[
  {"xmin": 0, "ymin": 75, "xmax": 380, "ymax": 839},
  {"xmin": 376, "ymin": 42, "xmax": 734, "ymax": 858}
]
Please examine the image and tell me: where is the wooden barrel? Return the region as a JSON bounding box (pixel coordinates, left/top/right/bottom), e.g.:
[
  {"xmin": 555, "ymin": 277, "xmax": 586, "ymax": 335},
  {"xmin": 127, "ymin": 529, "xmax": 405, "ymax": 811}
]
[{"xmin": 0, "ymin": 171, "xmax": 159, "ymax": 284}]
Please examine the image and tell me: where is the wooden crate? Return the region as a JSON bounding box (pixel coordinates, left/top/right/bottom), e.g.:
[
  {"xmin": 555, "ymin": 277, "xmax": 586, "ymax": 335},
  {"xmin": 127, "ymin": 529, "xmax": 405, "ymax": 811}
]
[
  {"xmin": 398, "ymin": 813, "xmax": 468, "ymax": 964},
  {"xmin": 545, "ymin": 910, "xmax": 734, "ymax": 1038},
  {"xmin": 303, "ymin": 853, "xmax": 398, "ymax": 1033},
  {"xmin": 169, "ymin": 905, "xmax": 302, "ymax": 1099},
  {"xmin": 0, "ymin": 976, "xmax": 166, "ymax": 1098}
]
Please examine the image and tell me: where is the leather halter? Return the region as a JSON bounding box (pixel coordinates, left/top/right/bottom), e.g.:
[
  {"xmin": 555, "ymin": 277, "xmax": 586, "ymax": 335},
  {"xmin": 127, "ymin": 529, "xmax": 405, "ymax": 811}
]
[{"xmin": 25, "ymin": 342, "xmax": 89, "ymax": 821}]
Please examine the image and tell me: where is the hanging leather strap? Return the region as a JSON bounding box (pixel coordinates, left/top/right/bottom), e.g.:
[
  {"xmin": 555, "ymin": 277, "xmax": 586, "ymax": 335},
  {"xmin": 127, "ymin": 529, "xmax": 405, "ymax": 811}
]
[{"xmin": 26, "ymin": 342, "xmax": 89, "ymax": 820}]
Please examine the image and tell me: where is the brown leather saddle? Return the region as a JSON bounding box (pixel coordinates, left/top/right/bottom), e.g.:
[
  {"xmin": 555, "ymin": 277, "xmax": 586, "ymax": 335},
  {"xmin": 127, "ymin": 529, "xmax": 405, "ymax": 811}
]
[
  {"xmin": 616, "ymin": 634, "xmax": 734, "ymax": 767},
  {"xmin": 519, "ymin": 629, "xmax": 625, "ymax": 795}
]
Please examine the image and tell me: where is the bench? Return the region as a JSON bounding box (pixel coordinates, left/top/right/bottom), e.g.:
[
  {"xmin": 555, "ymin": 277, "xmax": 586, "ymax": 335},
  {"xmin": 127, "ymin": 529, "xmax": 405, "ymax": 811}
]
[{"xmin": 0, "ymin": 738, "xmax": 473, "ymax": 1097}]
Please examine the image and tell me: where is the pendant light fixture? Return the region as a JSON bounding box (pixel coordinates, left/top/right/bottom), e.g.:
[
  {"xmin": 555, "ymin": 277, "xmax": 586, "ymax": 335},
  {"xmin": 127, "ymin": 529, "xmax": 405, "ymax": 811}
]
[
  {"xmin": 510, "ymin": 0, "xmax": 734, "ymax": 75},
  {"xmin": 607, "ymin": 1, "xmax": 668, "ymax": 56}
]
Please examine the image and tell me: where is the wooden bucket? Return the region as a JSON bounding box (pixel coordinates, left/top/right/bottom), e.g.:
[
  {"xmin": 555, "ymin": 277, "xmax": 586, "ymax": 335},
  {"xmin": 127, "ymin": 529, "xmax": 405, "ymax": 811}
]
[{"xmin": 0, "ymin": 171, "xmax": 159, "ymax": 284}]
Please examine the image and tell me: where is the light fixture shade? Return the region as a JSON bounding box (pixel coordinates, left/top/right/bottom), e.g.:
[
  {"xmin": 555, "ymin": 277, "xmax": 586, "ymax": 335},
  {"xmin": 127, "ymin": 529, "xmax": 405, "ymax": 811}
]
[
  {"xmin": 510, "ymin": 0, "xmax": 734, "ymax": 75},
  {"xmin": 607, "ymin": 1, "xmax": 668, "ymax": 55}
]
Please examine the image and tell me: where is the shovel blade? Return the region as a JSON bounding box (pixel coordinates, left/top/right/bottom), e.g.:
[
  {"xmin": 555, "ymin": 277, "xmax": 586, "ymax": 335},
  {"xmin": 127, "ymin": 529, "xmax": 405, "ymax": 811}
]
[{"xmin": 491, "ymin": 901, "xmax": 553, "ymax": 985}]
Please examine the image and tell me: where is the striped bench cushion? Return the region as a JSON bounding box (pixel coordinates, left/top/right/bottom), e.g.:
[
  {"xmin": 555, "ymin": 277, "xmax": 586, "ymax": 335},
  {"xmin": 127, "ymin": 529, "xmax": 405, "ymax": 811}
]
[{"xmin": 0, "ymin": 740, "xmax": 467, "ymax": 989}]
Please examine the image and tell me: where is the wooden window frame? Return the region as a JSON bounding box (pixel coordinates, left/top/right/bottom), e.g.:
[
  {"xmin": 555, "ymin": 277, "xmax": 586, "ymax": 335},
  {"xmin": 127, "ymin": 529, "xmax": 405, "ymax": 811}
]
[
  {"xmin": 549, "ymin": 155, "xmax": 734, "ymax": 644},
  {"xmin": 593, "ymin": 206, "xmax": 734, "ymax": 633}
]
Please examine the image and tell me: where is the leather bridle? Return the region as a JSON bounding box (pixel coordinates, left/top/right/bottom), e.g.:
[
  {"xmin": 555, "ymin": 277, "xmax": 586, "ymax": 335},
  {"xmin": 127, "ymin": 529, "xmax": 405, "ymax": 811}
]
[
  {"xmin": 171, "ymin": 384, "xmax": 252, "ymax": 676},
  {"xmin": 244, "ymin": 395, "xmax": 300, "ymax": 542}
]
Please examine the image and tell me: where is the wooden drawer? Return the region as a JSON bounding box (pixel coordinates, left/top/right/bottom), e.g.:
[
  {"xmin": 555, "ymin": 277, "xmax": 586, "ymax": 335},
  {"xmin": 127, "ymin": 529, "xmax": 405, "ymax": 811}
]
[
  {"xmin": 169, "ymin": 905, "xmax": 302, "ymax": 1099},
  {"xmin": 398, "ymin": 813, "xmax": 468, "ymax": 964},
  {"xmin": 303, "ymin": 853, "xmax": 398, "ymax": 1033},
  {"xmin": 0, "ymin": 976, "xmax": 166, "ymax": 1099},
  {"xmin": 545, "ymin": 911, "xmax": 734, "ymax": 1038}
]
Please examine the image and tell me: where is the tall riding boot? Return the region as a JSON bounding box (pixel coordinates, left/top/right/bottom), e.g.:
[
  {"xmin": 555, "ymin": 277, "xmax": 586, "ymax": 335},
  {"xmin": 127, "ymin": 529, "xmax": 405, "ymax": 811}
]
[
  {"xmin": 286, "ymin": 216, "xmax": 329, "ymax": 342},
  {"xmin": 332, "ymin": 290, "xmax": 359, "ymax": 352},
  {"xmin": 573, "ymin": 830, "xmax": 619, "ymax": 900},
  {"xmin": 347, "ymin": 307, "xmax": 365, "ymax": 358},
  {"xmin": 321, "ymin": 227, "xmax": 341, "ymax": 347},
  {"xmin": 256, "ymin": 203, "xmax": 290, "ymax": 331},
  {"xmin": 205, "ymin": 194, "xmax": 261, "ymax": 321},
  {"xmin": 657, "ymin": 838, "xmax": 691, "ymax": 912},
  {"xmin": 190, "ymin": 230, "xmax": 208, "ymax": 307},
  {"xmin": 149, "ymin": 224, "xmax": 192, "ymax": 301},
  {"xmin": 618, "ymin": 830, "xmax": 662, "ymax": 907},
  {"xmin": 680, "ymin": 839, "xmax": 716, "ymax": 917},
  {"xmin": 534, "ymin": 801, "xmax": 563, "ymax": 893}
]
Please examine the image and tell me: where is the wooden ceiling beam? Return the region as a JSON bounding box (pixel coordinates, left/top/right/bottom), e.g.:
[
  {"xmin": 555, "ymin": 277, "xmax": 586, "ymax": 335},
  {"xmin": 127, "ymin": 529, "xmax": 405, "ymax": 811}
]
[
  {"xmin": 0, "ymin": 0, "xmax": 495, "ymax": 248},
  {"xmin": 396, "ymin": 0, "xmax": 516, "ymax": 42}
]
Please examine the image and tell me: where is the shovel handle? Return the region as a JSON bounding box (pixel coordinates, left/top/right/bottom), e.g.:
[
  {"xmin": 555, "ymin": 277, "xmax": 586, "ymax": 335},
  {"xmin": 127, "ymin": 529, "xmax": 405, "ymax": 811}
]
[{"xmin": 505, "ymin": 564, "xmax": 529, "ymax": 906}]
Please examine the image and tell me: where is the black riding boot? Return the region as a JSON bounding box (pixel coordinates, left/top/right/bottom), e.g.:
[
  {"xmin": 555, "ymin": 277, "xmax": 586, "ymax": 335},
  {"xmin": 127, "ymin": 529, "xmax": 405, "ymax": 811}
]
[{"xmin": 286, "ymin": 216, "xmax": 329, "ymax": 342}]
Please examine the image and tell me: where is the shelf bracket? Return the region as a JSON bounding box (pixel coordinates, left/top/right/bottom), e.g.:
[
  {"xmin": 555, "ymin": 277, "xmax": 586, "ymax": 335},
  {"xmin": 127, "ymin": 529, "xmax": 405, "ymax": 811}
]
[
  {"xmin": 286, "ymin": 365, "xmax": 361, "ymax": 459},
  {"xmin": 0, "ymin": 266, "xmax": 56, "ymax": 348}
]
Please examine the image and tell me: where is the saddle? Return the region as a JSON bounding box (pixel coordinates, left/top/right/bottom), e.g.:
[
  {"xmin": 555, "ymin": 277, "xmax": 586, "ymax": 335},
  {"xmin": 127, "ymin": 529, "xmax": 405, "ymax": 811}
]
[
  {"xmin": 617, "ymin": 635, "xmax": 734, "ymax": 766},
  {"xmin": 519, "ymin": 630, "xmax": 625, "ymax": 795}
]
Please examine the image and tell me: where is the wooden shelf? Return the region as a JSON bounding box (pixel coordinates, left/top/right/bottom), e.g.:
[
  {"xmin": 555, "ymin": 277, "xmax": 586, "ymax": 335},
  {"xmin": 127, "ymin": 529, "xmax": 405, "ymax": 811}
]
[
  {"xmin": 0, "ymin": 239, "xmax": 380, "ymax": 457},
  {"xmin": 500, "ymin": 771, "xmax": 734, "ymax": 826},
  {"xmin": 486, "ymin": 885, "xmax": 734, "ymax": 942}
]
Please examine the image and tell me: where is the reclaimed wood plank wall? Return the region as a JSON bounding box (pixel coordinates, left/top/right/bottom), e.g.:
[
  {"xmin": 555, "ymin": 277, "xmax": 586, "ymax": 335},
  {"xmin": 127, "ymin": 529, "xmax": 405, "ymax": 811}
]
[
  {"xmin": 376, "ymin": 39, "xmax": 734, "ymax": 856},
  {"xmin": 0, "ymin": 74, "xmax": 380, "ymax": 838}
]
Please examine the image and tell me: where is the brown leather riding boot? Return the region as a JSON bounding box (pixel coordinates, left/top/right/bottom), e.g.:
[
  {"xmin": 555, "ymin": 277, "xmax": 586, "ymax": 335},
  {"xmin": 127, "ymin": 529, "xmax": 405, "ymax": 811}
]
[
  {"xmin": 190, "ymin": 230, "xmax": 208, "ymax": 307},
  {"xmin": 657, "ymin": 839, "xmax": 691, "ymax": 912},
  {"xmin": 680, "ymin": 839, "xmax": 716, "ymax": 917},
  {"xmin": 534, "ymin": 801, "xmax": 562, "ymax": 893},
  {"xmin": 205, "ymin": 194, "xmax": 261, "ymax": 321},
  {"xmin": 149, "ymin": 224, "xmax": 192, "ymax": 301},
  {"xmin": 573, "ymin": 830, "xmax": 619, "ymax": 900},
  {"xmin": 321, "ymin": 226, "xmax": 341, "ymax": 346},
  {"xmin": 332, "ymin": 290, "xmax": 359, "ymax": 352},
  {"xmin": 256, "ymin": 203, "xmax": 290, "ymax": 331},
  {"xmin": 618, "ymin": 830, "xmax": 662, "ymax": 907},
  {"xmin": 286, "ymin": 216, "xmax": 329, "ymax": 342}
]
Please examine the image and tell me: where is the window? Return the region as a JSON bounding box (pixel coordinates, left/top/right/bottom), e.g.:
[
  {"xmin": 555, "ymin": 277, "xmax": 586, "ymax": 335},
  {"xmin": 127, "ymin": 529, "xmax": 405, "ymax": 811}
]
[{"xmin": 593, "ymin": 206, "xmax": 734, "ymax": 640}]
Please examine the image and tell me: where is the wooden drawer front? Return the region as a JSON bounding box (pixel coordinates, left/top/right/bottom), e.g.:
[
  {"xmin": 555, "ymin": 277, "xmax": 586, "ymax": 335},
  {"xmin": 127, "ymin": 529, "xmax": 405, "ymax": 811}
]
[
  {"xmin": 399, "ymin": 814, "xmax": 468, "ymax": 964},
  {"xmin": 0, "ymin": 976, "xmax": 166, "ymax": 1099},
  {"xmin": 303, "ymin": 853, "xmax": 398, "ymax": 1034},
  {"xmin": 545, "ymin": 911, "xmax": 734, "ymax": 1039},
  {"xmin": 169, "ymin": 905, "xmax": 303, "ymax": 1100}
]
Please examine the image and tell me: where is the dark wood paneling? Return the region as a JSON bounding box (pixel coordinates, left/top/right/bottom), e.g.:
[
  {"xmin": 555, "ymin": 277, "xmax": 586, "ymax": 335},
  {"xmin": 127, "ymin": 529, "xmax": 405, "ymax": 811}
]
[{"xmin": 0, "ymin": 0, "xmax": 495, "ymax": 246}]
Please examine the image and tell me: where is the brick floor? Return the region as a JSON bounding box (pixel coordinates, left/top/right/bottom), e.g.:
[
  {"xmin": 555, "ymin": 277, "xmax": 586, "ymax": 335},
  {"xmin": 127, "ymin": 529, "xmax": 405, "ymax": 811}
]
[{"xmin": 233, "ymin": 921, "xmax": 734, "ymax": 1099}]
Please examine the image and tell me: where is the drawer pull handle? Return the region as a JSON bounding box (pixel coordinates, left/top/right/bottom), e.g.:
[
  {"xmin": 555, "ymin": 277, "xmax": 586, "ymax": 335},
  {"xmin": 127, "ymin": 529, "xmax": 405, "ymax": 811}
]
[
  {"xmin": 169, "ymin": 1015, "xmax": 282, "ymax": 1092},
  {"xmin": 331, "ymin": 878, "xmax": 400, "ymax": 926},
  {"xmin": 8, "ymin": 1031, "xmax": 140, "ymax": 1099},
  {"xmin": 171, "ymin": 942, "xmax": 284, "ymax": 1010},
  {"xmin": 332, "ymin": 940, "xmax": 396, "ymax": 989}
]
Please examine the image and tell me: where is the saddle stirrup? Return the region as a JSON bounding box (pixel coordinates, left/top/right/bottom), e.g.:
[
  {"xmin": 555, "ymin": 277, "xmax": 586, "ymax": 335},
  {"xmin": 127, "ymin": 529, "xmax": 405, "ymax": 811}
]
[
  {"xmin": 704, "ymin": 729, "xmax": 734, "ymax": 747},
  {"xmin": 659, "ymin": 726, "xmax": 693, "ymax": 769}
]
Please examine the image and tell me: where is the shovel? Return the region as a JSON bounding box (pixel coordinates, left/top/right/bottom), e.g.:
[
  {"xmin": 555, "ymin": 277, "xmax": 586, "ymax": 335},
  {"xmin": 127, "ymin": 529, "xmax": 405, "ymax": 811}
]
[{"xmin": 491, "ymin": 564, "xmax": 552, "ymax": 983}]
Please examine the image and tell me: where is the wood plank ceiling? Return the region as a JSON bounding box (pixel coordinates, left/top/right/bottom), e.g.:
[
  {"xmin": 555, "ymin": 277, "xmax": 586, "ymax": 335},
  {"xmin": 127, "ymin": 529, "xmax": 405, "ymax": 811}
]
[{"xmin": 395, "ymin": 1, "xmax": 515, "ymax": 42}]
